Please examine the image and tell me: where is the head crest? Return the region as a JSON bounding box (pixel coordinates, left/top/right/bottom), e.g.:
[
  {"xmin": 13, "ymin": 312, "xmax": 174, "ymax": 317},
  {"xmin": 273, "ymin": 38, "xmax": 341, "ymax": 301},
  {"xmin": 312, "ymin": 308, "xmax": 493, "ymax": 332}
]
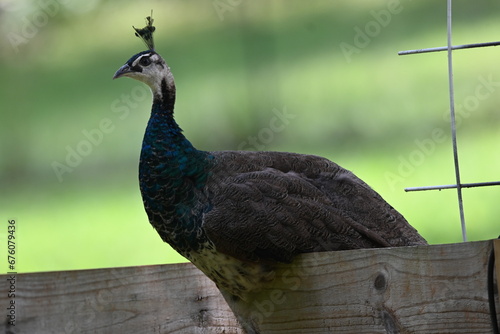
[{"xmin": 133, "ymin": 11, "xmax": 155, "ymax": 50}]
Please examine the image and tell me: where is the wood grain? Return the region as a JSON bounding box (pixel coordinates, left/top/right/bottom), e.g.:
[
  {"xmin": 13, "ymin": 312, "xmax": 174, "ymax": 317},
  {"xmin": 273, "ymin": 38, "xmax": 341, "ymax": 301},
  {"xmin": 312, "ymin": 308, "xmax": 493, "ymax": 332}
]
[
  {"xmin": 0, "ymin": 240, "xmax": 497, "ymax": 333},
  {"xmin": 252, "ymin": 239, "xmax": 497, "ymax": 333}
]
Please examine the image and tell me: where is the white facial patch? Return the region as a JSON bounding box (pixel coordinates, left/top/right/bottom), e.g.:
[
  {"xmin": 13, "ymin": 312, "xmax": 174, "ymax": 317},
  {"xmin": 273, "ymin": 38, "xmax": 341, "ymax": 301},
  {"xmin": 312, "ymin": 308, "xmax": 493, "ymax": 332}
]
[
  {"xmin": 131, "ymin": 53, "xmax": 153, "ymax": 67},
  {"xmin": 124, "ymin": 52, "xmax": 172, "ymax": 100}
]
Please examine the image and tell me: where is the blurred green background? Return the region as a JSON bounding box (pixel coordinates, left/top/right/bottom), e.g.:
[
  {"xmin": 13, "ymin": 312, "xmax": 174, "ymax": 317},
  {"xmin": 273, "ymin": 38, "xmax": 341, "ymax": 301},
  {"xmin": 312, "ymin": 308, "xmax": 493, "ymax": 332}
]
[{"xmin": 0, "ymin": 0, "xmax": 499, "ymax": 274}]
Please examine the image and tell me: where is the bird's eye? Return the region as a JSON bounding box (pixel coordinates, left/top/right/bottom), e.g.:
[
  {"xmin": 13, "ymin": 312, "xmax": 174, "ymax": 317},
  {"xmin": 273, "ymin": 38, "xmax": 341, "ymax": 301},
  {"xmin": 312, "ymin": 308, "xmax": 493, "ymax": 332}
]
[{"xmin": 139, "ymin": 56, "xmax": 151, "ymax": 66}]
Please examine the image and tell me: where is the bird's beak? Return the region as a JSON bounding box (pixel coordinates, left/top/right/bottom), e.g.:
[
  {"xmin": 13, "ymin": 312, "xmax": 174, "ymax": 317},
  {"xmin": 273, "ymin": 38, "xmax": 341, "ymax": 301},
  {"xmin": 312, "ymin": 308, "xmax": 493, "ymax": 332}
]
[{"xmin": 113, "ymin": 64, "xmax": 132, "ymax": 80}]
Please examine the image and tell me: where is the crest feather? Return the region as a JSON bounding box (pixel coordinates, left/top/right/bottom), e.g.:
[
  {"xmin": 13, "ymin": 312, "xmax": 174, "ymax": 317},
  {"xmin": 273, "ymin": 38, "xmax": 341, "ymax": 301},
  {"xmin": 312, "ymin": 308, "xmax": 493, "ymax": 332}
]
[{"xmin": 133, "ymin": 11, "xmax": 155, "ymax": 50}]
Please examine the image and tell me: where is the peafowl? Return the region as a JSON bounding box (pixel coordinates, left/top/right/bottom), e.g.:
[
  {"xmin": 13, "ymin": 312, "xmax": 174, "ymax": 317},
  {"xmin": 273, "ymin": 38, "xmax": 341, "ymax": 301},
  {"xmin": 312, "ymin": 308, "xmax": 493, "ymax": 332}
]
[{"xmin": 113, "ymin": 15, "xmax": 427, "ymax": 333}]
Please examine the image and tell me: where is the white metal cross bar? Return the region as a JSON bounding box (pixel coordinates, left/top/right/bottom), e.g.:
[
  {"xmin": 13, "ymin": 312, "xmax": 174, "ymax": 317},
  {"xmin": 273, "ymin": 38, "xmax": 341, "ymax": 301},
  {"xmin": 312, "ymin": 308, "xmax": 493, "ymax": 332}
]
[
  {"xmin": 405, "ymin": 181, "xmax": 500, "ymax": 192},
  {"xmin": 398, "ymin": 41, "xmax": 500, "ymax": 56}
]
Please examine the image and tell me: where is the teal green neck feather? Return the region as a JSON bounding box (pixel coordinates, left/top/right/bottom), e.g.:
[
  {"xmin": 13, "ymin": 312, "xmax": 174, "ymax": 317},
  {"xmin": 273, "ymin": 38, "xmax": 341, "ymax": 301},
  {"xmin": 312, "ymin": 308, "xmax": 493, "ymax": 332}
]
[{"xmin": 139, "ymin": 82, "xmax": 212, "ymax": 252}]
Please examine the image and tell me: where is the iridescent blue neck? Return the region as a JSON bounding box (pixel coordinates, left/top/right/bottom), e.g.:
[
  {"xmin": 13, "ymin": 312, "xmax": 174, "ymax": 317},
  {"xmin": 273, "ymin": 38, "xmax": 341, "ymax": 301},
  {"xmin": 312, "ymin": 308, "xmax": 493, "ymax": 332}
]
[
  {"xmin": 142, "ymin": 102, "xmax": 192, "ymax": 155},
  {"xmin": 139, "ymin": 91, "xmax": 212, "ymax": 250},
  {"xmin": 140, "ymin": 96, "xmax": 207, "ymax": 181}
]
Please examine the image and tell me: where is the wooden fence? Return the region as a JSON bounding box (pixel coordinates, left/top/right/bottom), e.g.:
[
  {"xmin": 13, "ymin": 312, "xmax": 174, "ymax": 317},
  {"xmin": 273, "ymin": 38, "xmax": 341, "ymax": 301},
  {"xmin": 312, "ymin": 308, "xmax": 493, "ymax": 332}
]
[{"xmin": 1, "ymin": 239, "xmax": 499, "ymax": 333}]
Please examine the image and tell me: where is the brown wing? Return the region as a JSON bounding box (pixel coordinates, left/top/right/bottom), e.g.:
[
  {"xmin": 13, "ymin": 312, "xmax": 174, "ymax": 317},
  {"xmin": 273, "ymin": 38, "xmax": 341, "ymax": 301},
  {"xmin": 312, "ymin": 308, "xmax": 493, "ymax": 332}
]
[{"xmin": 202, "ymin": 151, "xmax": 427, "ymax": 263}]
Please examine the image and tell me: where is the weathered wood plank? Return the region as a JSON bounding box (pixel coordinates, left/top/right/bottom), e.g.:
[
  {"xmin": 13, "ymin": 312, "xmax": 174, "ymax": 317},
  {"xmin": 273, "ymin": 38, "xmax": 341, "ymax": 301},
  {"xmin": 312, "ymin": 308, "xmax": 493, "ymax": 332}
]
[
  {"xmin": 3, "ymin": 263, "xmax": 242, "ymax": 334},
  {"xmin": 248, "ymin": 240, "xmax": 497, "ymax": 333},
  {"xmin": 0, "ymin": 240, "xmax": 497, "ymax": 333}
]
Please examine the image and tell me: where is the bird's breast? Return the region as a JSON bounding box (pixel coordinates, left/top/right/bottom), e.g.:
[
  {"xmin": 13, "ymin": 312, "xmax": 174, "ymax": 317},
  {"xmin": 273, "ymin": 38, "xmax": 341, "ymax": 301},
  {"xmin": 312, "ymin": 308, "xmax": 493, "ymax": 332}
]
[{"xmin": 188, "ymin": 243, "xmax": 276, "ymax": 300}]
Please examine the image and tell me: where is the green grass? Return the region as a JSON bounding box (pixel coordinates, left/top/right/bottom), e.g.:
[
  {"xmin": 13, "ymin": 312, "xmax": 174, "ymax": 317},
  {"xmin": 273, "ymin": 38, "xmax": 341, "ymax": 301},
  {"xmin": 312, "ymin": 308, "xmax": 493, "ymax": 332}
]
[{"xmin": 1, "ymin": 1, "xmax": 499, "ymax": 273}]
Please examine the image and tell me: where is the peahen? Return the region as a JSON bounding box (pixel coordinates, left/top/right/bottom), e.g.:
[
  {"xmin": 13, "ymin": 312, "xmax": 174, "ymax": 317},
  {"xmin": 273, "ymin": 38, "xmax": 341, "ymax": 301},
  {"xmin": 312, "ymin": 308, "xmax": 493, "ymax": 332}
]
[{"xmin": 113, "ymin": 15, "xmax": 427, "ymax": 333}]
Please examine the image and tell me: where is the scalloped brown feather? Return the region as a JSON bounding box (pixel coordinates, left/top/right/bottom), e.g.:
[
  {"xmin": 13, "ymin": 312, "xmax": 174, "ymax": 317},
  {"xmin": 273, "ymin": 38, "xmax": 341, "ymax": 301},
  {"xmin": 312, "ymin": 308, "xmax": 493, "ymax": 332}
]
[{"xmin": 202, "ymin": 150, "xmax": 427, "ymax": 263}]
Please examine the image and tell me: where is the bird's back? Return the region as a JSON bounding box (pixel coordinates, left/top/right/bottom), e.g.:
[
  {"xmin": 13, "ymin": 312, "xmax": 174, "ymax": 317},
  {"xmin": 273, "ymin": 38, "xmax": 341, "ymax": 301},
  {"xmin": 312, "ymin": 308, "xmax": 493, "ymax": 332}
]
[{"xmin": 202, "ymin": 150, "xmax": 426, "ymax": 264}]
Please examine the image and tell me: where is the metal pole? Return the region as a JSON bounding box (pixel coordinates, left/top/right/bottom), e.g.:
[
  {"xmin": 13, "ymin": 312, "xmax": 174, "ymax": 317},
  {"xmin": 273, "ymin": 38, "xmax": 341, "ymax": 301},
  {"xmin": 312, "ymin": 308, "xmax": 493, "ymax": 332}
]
[{"xmin": 446, "ymin": 0, "xmax": 467, "ymax": 242}]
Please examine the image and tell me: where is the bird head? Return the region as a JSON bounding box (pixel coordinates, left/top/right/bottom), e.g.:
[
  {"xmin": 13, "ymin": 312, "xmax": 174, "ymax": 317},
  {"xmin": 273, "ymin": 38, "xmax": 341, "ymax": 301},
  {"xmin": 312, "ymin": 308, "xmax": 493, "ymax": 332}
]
[
  {"xmin": 113, "ymin": 12, "xmax": 175, "ymax": 100},
  {"xmin": 113, "ymin": 50, "xmax": 174, "ymax": 97}
]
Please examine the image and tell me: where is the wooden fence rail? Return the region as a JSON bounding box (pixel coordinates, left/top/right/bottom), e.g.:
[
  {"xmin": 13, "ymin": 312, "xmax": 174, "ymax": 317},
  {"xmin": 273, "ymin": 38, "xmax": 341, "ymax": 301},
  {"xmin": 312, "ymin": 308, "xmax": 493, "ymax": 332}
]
[{"xmin": 1, "ymin": 239, "xmax": 499, "ymax": 333}]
